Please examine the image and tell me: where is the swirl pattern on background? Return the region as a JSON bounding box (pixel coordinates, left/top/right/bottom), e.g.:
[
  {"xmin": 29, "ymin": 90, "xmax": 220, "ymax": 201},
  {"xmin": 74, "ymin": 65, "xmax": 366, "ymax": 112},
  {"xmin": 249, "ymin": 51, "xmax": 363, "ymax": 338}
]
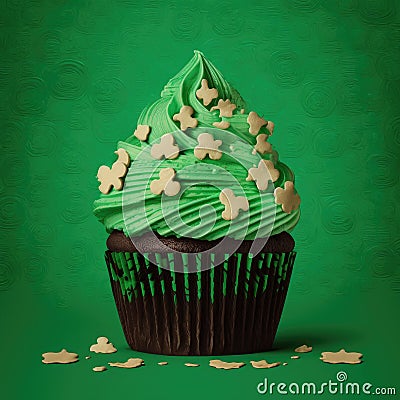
[
  {"xmin": 391, "ymin": 277, "xmax": 400, "ymax": 294},
  {"xmin": 0, "ymin": 252, "xmax": 18, "ymax": 291},
  {"xmin": 295, "ymin": 223, "xmax": 317, "ymax": 250},
  {"xmin": 90, "ymin": 77, "xmax": 126, "ymax": 114},
  {"xmin": 376, "ymin": 53, "xmax": 400, "ymax": 81},
  {"xmin": 62, "ymin": 191, "xmax": 90, "ymax": 224},
  {"xmin": 363, "ymin": 222, "xmax": 394, "ymax": 247},
  {"xmin": 393, "ymin": 238, "xmax": 400, "ymax": 257},
  {"xmin": 3, "ymin": 0, "xmax": 399, "ymax": 308},
  {"xmin": 283, "ymin": 122, "xmax": 309, "ymax": 157},
  {"xmin": 290, "ymin": 268, "xmax": 312, "ymax": 295},
  {"xmin": 318, "ymin": 178, "xmax": 337, "ymax": 198},
  {"xmin": 12, "ymin": 77, "xmax": 48, "ymax": 116},
  {"xmin": 296, "ymin": 156, "xmax": 325, "ymax": 177},
  {"xmin": 312, "ymin": 127, "xmax": 344, "ymax": 158},
  {"xmin": 337, "ymin": 0, "xmax": 359, "ymax": 14},
  {"xmin": 121, "ymin": 26, "xmax": 149, "ymax": 50},
  {"xmin": 0, "ymin": 58, "xmax": 12, "ymax": 88},
  {"xmin": 59, "ymin": 147, "xmax": 84, "ymax": 175},
  {"xmin": 0, "ymin": 195, "xmax": 26, "ymax": 229},
  {"xmin": 1, "ymin": 121, "xmax": 24, "ymax": 154},
  {"xmin": 93, "ymin": 116, "xmax": 122, "ymax": 143},
  {"xmin": 344, "ymin": 123, "xmax": 367, "ymax": 150},
  {"xmin": 70, "ymin": 238, "xmax": 91, "ymax": 267},
  {"xmin": 365, "ymin": 28, "xmax": 389, "ymax": 53},
  {"xmin": 50, "ymin": 60, "xmax": 87, "ymax": 100},
  {"xmin": 23, "ymin": 252, "xmax": 49, "ymax": 283},
  {"xmin": 29, "ymin": 156, "xmax": 55, "ymax": 181},
  {"xmin": 321, "ymin": 197, "xmax": 355, "ymax": 235},
  {"xmin": 0, "ymin": 155, "xmax": 28, "ymax": 188},
  {"xmin": 363, "ymin": 247, "xmax": 396, "ymax": 279},
  {"xmin": 211, "ymin": 2, "xmax": 245, "ymax": 37},
  {"xmin": 294, "ymin": 196, "xmax": 319, "ymax": 248},
  {"xmin": 301, "ymin": 82, "xmax": 336, "ymax": 118},
  {"xmin": 170, "ymin": 5, "xmax": 202, "ymax": 41},
  {"xmin": 359, "ymin": 0, "xmax": 396, "ymax": 25},
  {"xmin": 106, "ymin": 46, "xmax": 124, "ymax": 72},
  {"xmin": 270, "ymin": 51, "xmax": 304, "ymax": 88},
  {"xmin": 373, "ymin": 200, "xmax": 397, "ymax": 226},
  {"xmin": 381, "ymin": 79, "xmax": 400, "ymax": 111},
  {"xmin": 27, "ymin": 182, "xmax": 47, "ymax": 208},
  {"xmin": 37, "ymin": 30, "xmax": 62, "ymax": 64},
  {"xmin": 338, "ymin": 79, "xmax": 363, "ymax": 115},
  {"xmin": 2, "ymin": 29, "xmax": 30, "ymax": 60},
  {"xmin": 28, "ymin": 223, "xmax": 57, "ymax": 246},
  {"xmin": 69, "ymin": 103, "xmax": 91, "ymax": 131},
  {"xmin": 26, "ymin": 121, "xmax": 57, "ymax": 157},
  {"xmin": 366, "ymin": 153, "xmax": 399, "ymax": 188},
  {"xmin": 315, "ymin": 15, "xmax": 339, "ymax": 43},
  {"xmin": 340, "ymin": 54, "xmax": 373, "ymax": 77}
]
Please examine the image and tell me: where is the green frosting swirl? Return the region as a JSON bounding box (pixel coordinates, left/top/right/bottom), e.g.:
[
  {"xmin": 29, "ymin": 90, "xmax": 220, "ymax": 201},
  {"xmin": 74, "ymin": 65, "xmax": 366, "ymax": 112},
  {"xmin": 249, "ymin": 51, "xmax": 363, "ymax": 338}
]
[{"xmin": 93, "ymin": 51, "xmax": 300, "ymax": 240}]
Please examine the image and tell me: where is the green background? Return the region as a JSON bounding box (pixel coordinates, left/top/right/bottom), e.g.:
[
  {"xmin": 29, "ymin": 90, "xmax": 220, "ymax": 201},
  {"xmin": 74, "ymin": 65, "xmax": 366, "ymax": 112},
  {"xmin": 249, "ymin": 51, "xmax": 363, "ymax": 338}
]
[{"xmin": 1, "ymin": 0, "xmax": 399, "ymax": 399}]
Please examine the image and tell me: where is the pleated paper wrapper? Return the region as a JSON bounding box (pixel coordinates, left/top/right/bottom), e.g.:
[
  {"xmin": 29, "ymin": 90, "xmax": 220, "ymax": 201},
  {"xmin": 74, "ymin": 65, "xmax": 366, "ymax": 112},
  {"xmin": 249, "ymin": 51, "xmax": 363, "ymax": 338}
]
[{"xmin": 105, "ymin": 250, "xmax": 296, "ymax": 355}]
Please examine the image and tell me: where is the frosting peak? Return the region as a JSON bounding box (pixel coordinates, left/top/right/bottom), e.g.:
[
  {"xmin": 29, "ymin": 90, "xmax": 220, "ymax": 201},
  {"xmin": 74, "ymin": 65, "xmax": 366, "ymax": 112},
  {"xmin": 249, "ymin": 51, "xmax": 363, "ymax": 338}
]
[{"xmin": 93, "ymin": 51, "xmax": 300, "ymax": 241}]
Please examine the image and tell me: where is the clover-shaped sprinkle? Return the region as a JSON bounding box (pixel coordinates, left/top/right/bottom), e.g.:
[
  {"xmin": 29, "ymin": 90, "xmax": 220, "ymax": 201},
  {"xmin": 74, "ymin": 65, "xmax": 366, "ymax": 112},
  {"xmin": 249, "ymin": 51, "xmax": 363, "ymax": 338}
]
[
  {"xmin": 250, "ymin": 360, "xmax": 281, "ymax": 369},
  {"xmin": 219, "ymin": 188, "xmax": 249, "ymax": 220},
  {"xmin": 133, "ymin": 124, "xmax": 151, "ymax": 141},
  {"xmin": 97, "ymin": 149, "xmax": 130, "ymax": 194},
  {"xmin": 295, "ymin": 344, "xmax": 313, "ymax": 353},
  {"xmin": 210, "ymin": 99, "xmax": 237, "ymax": 117},
  {"xmin": 254, "ymin": 134, "xmax": 272, "ymax": 154},
  {"xmin": 209, "ymin": 360, "xmax": 245, "ymax": 369},
  {"xmin": 150, "ymin": 133, "xmax": 180, "ymax": 160},
  {"xmin": 173, "ymin": 105, "xmax": 198, "ymax": 131},
  {"xmin": 320, "ymin": 349, "xmax": 363, "ymax": 364},
  {"xmin": 196, "ymin": 79, "xmax": 218, "ymax": 106},
  {"xmin": 42, "ymin": 349, "xmax": 79, "ymax": 364},
  {"xmin": 194, "ymin": 132, "xmax": 222, "ymax": 160},
  {"xmin": 150, "ymin": 168, "xmax": 180, "ymax": 197},
  {"xmin": 247, "ymin": 111, "xmax": 268, "ymax": 135},
  {"xmin": 89, "ymin": 337, "xmax": 117, "ymax": 354},
  {"xmin": 274, "ymin": 181, "xmax": 300, "ymax": 213},
  {"xmin": 247, "ymin": 159, "xmax": 279, "ymax": 191}
]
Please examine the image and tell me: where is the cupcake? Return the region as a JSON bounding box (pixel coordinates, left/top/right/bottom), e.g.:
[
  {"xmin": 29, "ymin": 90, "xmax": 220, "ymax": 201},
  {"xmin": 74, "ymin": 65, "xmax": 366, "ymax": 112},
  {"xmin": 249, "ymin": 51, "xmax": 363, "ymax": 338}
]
[{"xmin": 93, "ymin": 51, "xmax": 300, "ymax": 355}]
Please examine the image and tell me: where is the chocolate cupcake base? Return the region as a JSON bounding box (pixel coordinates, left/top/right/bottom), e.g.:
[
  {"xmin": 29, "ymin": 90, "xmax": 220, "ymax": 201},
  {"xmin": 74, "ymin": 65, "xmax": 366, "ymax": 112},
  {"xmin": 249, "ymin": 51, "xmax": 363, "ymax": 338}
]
[{"xmin": 105, "ymin": 239, "xmax": 296, "ymax": 355}]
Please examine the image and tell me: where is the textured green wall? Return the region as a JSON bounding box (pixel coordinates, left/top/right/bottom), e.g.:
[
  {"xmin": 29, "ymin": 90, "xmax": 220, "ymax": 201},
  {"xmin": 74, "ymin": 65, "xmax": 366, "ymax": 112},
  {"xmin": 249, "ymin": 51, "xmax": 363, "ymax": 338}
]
[{"xmin": 1, "ymin": 1, "xmax": 399, "ymax": 399}]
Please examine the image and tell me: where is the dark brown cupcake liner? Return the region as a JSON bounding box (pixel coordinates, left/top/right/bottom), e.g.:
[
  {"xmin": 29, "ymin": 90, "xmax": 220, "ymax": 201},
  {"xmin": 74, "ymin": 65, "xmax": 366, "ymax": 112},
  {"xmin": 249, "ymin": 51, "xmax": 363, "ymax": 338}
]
[{"xmin": 105, "ymin": 250, "xmax": 296, "ymax": 355}]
